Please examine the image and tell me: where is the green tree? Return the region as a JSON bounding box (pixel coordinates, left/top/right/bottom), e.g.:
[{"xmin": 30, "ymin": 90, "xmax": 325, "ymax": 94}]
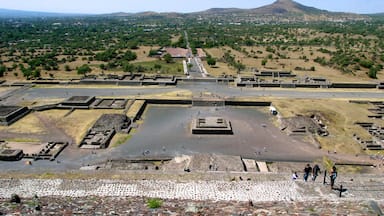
[
  {"xmin": 154, "ymin": 64, "xmax": 162, "ymax": 70},
  {"xmin": 77, "ymin": 64, "xmax": 92, "ymax": 75},
  {"xmin": 32, "ymin": 69, "xmax": 41, "ymax": 78},
  {"xmin": 99, "ymin": 64, "xmax": 107, "ymax": 70},
  {"xmin": 0, "ymin": 64, "xmax": 6, "ymax": 77},
  {"xmin": 359, "ymin": 59, "xmax": 374, "ymax": 69},
  {"xmin": 148, "ymin": 49, "xmax": 159, "ymax": 57},
  {"xmin": 163, "ymin": 53, "xmax": 173, "ymax": 63},
  {"xmin": 122, "ymin": 50, "xmax": 137, "ymax": 61},
  {"xmin": 207, "ymin": 57, "xmax": 216, "ymax": 67},
  {"xmin": 235, "ymin": 62, "xmax": 245, "ymax": 73},
  {"xmin": 123, "ymin": 63, "xmax": 134, "ymax": 72},
  {"xmin": 368, "ymin": 66, "xmax": 378, "ymax": 79},
  {"xmin": 261, "ymin": 59, "xmax": 268, "ymax": 66}
]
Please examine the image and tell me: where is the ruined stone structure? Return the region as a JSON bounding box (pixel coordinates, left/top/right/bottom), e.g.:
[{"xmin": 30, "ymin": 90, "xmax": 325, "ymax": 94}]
[
  {"xmin": 91, "ymin": 98, "xmax": 127, "ymax": 109},
  {"xmin": 60, "ymin": 96, "xmax": 96, "ymax": 108},
  {"xmin": 0, "ymin": 149, "xmax": 23, "ymax": 161},
  {"xmin": 80, "ymin": 114, "xmax": 131, "ymax": 149},
  {"xmin": 349, "ymin": 101, "xmax": 384, "ymax": 150},
  {"xmin": 22, "ymin": 142, "xmax": 69, "ymax": 161},
  {"xmin": 354, "ymin": 123, "xmax": 384, "ymax": 150},
  {"xmin": 280, "ymin": 115, "xmax": 328, "ymax": 137},
  {"xmin": 191, "ymin": 117, "xmax": 233, "ymax": 135},
  {"xmin": 0, "ymin": 106, "xmax": 30, "ymax": 126}
]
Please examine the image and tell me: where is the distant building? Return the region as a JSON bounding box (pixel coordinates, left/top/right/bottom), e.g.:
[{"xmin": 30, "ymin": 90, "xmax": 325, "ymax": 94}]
[{"xmin": 163, "ymin": 47, "xmax": 189, "ymax": 58}]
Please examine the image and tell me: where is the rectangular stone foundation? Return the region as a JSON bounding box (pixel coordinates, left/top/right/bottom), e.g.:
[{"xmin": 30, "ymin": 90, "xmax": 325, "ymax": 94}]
[
  {"xmin": 0, "ymin": 106, "xmax": 30, "ymax": 126},
  {"xmin": 191, "ymin": 117, "xmax": 233, "ymax": 135},
  {"xmin": 0, "ymin": 149, "xmax": 24, "ymax": 161}
]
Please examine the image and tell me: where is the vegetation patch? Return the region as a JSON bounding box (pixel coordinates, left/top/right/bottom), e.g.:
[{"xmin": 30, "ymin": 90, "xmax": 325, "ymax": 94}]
[{"xmin": 147, "ymin": 198, "xmax": 163, "ymax": 209}]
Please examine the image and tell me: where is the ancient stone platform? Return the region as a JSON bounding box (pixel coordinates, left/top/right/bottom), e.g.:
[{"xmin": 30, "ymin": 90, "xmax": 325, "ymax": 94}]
[
  {"xmin": 191, "ymin": 117, "xmax": 233, "ymax": 135},
  {"xmin": 0, "ymin": 106, "xmax": 30, "ymax": 126}
]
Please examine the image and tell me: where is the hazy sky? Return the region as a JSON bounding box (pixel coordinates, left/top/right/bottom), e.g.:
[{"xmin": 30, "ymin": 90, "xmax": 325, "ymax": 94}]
[{"xmin": 0, "ymin": 0, "xmax": 383, "ymax": 14}]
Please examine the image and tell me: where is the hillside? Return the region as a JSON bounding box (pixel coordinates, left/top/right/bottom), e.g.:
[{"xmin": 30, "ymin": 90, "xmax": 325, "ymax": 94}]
[
  {"xmin": 0, "ymin": 0, "xmax": 374, "ymax": 22},
  {"xmin": 0, "ymin": 8, "xmax": 84, "ymax": 18},
  {"xmin": 191, "ymin": 0, "xmax": 370, "ymax": 22}
]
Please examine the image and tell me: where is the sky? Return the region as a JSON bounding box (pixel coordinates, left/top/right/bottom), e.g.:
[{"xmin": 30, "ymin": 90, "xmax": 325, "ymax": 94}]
[{"xmin": 0, "ymin": 0, "xmax": 383, "ymax": 14}]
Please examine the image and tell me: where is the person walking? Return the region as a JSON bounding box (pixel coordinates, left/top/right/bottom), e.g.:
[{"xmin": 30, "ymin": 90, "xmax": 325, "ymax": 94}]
[
  {"xmin": 312, "ymin": 164, "xmax": 321, "ymax": 181},
  {"xmin": 329, "ymin": 166, "xmax": 337, "ymax": 189},
  {"xmin": 303, "ymin": 164, "xmax": 312, "ymax": 182}
]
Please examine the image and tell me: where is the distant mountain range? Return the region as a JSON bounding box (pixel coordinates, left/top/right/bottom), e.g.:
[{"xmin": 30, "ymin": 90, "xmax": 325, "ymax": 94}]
[
  {"xmin": 189, "ymin": 0, "xmax": 370, "ymax": 22},
  {"xmin": 0, "ymin": 8, "xmax": 85, "ymax": 18},
  {"xmin": 0, "ymin": 0, "xmax": 381, "ymax": 21}
]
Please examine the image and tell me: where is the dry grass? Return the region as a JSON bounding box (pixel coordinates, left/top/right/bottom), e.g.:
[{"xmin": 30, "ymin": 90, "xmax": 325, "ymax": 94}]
[
  {"xmin": 270, "ymin": 98, "xmax": 378, "ymax": 154},
  {"xmin": 0, "ymin": 113, "xmax": 46, "ymax": 134},
  {"xmin": 139, "ymin": 90, "xmax": 192, "ymax": 100},
  {"xmin": 40, "ymin": 109, "xmax": 123, "ymax": 144},
  {"xmin": 110, "ymin": 133, "xmax": 130, "ymax": 148},
  {"xmin": 132, "ymin": 46, "xmax": 160, "ymax": 63},
  {"xmin": 0, "ymin": 87, "xmax": 14, "ymax": 94},
  {"xmin": 202, "ymin": 61, "xmax": 237, "ymax": 77},
  {"xmin": 126, "ymin": 100, "xmax": 146, "ymax": 119}
]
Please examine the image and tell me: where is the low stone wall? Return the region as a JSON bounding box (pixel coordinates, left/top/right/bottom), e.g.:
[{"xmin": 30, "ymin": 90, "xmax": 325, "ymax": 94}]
[
  {"xmin": 225, "ymin": 101, "xmax": 271, "ymax": 106},
  {"xmin": 31, "ymin": 104, "xmax": 59, "ymax": 112},
  {"xmin": 145, "ymin": 99, "xmax": 191, "ymax": 105},
  {"xmin": 0, "ymin": 106, "xmax": 31, "ymax": 126},
  {"xmin": 331, "ymin": 83, "xmax": 378, "ymax": 89}
]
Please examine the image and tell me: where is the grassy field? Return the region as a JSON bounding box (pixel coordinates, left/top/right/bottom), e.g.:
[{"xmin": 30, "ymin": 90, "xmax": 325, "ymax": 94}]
[
  {"xmin": 0, "ymin": 112, "xmax": 46, "ymax": 134},
  {"xmin": 131, "ymin": 60, "xmax": 184, "ymax": 76},
  {"xmin": 132, "ymin": 46, "xmax": 161, "ymax": 63}
]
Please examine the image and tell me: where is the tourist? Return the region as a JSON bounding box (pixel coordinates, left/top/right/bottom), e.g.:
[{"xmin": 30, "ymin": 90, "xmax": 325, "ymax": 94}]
[
  {"xmin": 292, "ymin": 172, "xmax": 298, "ymax": 180},
  {"xmin": 303, "ymin": 164, "xmax": 312, "ymax": 182},
  {"xmin": 312, "ymin": 164, "xmax": 321, "ymax": 181},
  {"xmin": 330, "ymin": 166, "xmax": 337, "ymax": 189}
]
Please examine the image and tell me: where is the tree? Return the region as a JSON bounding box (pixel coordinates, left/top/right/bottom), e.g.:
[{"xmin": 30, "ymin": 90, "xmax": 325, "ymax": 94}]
[
  {"xmin": 261, "ymin": 59, "xmax": 268, "ymax": 66},
  {"xmin": 310, "ymin": 66, "xmax": 316, "ymax": 71},
  {"xmin": 235, "ymin": 62, "xmax": 245, "ymax": 73},
  {"xmin": 368, "ymin": 67, "xmax": 378, "ymax": 79},
  {"xmin": 207, "ymin": 57, "xmax": 216, "ymax": 67},
  {"xmin": 154, "ymin": 64, "xmax": 162, "ymax": 70},
  {"xmin": 359, "ymin": 59, "xmax": 374, "ymax": 69},
  {"xmin": 32, "ymin": 69, "xmax": 41, "ymax": 78},
  {"xmin": 148, "ymin": 49, "xmax": 159, "ymax": 57},
  {"xmin": 163, "ymin": 53, "xmax": 173, "ymax": 63},
  {"xmin": 123, "ymin": 63, "xmax": 134, "ymax": 72},
  {"xmin": 0, "ymin": 64, "xmax": 6, "ymax": 77},
  {"xmin": 99, "ymin": 64, "xmax": 107, "ymax": 70},
  {"xmin": 64, "ymin": 65, "xmax": 72, "ymax": 72},
  {"xmin": 122, "ymin": 50, "xmax": 137, "ymax": 61},
  {"xmin": 77, "ymin": 64, "xmax": 92, "ymax": 75}
]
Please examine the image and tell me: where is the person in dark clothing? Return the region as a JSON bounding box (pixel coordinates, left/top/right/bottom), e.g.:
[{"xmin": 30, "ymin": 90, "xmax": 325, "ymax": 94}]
[
  {"xmin": 312, "ymin": 164, "xmax": 321, "ymax": 181},
  {"xmin": 330, "ymin": 166, "xmax": 337, "ymax": 188},
  {"xmin": 303, "ymin": 164, "xmax": 312, "ymax": 182}
]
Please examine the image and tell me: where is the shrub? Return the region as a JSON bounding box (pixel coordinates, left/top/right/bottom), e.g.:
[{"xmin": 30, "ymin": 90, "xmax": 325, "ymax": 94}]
[{"xmin": 147, "ymin": 198, "xmax": 163, "ymax": 209}]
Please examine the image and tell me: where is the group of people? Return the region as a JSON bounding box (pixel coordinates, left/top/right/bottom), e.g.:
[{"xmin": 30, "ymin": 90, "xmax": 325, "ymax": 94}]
[
  {"xmin": 292, "ymin": 164, "xmax": 321, "ymax": 181},
  {"xmin": 292, "ymin": 164, "xmax": 338, "ymax": 188}
]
